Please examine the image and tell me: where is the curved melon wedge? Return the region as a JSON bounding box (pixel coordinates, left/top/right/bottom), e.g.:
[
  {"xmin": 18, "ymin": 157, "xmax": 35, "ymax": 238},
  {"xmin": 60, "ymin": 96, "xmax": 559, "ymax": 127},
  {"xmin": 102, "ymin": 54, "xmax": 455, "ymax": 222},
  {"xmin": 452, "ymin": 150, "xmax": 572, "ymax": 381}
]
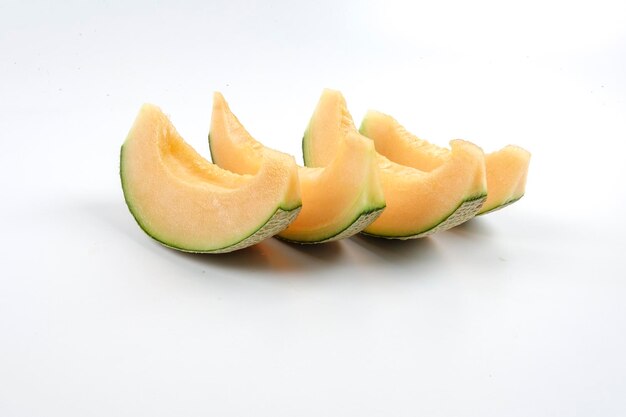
[
  {"xmin": 478, "ymin": 145, "xmax": 531, "ymax": 215},
  {"xmin": 120, "ymin": 104, "xmax": 301, "ymax": 253},
  {"xmin": 304, "ymin": 90, "xmax": 487, "ymax": 239},
  {"xmin": 369, "ymin": 147, "xmax": 487, "ymax": 238},
  {"xmin": 359, "ymin": 110, "xmax": 451, "ymax": 172},
  {"xmin": 209, "ymin": 92, "xmax": 385, "ymax": 243},
  {"xmin": 359, "ymin": 110, "xmax": 530, "ymax": 216}
]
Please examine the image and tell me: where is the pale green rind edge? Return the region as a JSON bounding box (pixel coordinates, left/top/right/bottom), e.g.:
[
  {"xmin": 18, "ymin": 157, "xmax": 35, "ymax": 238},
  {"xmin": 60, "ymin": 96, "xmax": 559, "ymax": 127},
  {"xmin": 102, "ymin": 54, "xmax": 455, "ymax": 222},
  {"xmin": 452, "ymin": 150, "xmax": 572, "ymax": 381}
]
[
  {"xmin": 304, "ymin": 128, "xmax": 487, "ymax": 240},
  {"xmin": 208, "ymin": 133, "xmax": 218, "ymax": 164},
  {"xmin": 302, "ymin": 130, "xmax": 312, "ymax": 167},
  {"xmin": 120, "ymin": 145, "xmax": 301, "ymax": 253},
  {"xmin": 277, "ymin": 205, "xmax": 385, "ymax": 245},
  {"xmin": 275, "ymin": 129, "xmax": 387, "ymax": 244},
  {"xmin": 362, "ymin": 194, "xmax": 487, "ymax": 240},
  {"xmin": 476, "ymin": 195, "xmax": 524, "ymax": 216}
]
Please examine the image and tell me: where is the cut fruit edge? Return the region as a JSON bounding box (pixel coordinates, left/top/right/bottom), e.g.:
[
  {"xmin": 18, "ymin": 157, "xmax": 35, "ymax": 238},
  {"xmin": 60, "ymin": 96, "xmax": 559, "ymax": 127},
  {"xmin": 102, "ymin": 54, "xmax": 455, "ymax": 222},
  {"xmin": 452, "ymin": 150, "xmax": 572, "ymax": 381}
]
[
  {"xmin": 361, "ymin": 195, "xmax": 486, "ymax": 239},
  {"xmin": 124, "ymin": 192, "xmax": 301, "ymax": 253},
  {"xmin": 476, "ymin": 195, "xmax": 523, "ymax": 216},
  {"xmin": 120, "ymin": 104, "xmax": 301, "ymax": 253},
  {"xmin": 478, "ymin": 145, "xmax": 531, "ymax": 214},
  {"xmin": 277, "ymin": 207, "xmax": 385, "ymax": 244},
  {"xmin": 209, "ymin": 91, "xmax": 386, "ymax": 244},
  {"xmin": 303, "ymin": 90, "xmax": 487, "ymax": 239},
  {"xmin": 164, "ymin": 207, "xmax": 302, "ymax": 253},
  {"xmin": 360, "ymin": 110, "xmax": 530, "ymax": 217}
]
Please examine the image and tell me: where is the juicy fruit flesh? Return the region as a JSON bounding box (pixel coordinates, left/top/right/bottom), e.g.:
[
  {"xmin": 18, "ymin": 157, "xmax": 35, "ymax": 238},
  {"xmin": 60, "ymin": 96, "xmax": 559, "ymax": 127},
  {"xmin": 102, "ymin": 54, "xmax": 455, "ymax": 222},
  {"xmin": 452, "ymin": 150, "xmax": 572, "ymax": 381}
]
[
  {"xmin": 363, "ymin": 144, "xmax": 486, "ymax": 237},
  {"xmin": 210, "ymin": 92, "xmax": 385, "ymax": 243},
  {"xmin": 479, "ymin": 145, "xmax": 530, "ymax": 214},
  {"xmin": 279, "ymin": 132, "xmax": 385, "ymax": 242},
  {"xmin": 121, "ymin": 104, "xmax": 301, "ymax": 252},
  {"xmin": 208, "ymin": 93, "xmax": 302, "ymax": 208},
  {"xmin": 360, "ymin": 110, "xmax": 530, "ymax": 216},
  {"xmin": 159, "ymin": 129, "xmax": 254, "ymax": 191},
  {"xmin": 360, "ymin": 110, "xmax": 450, "ymax": 172},
  {"xmin": 303, "ymin": 89, "xmax": 487, "ymax": 238},
  {"xmin": 363, "ymin": 197, "xmax": 486, "ymax": 239},
  {"xmin": 122, "ymin": 91, "xmax": 527, "ymax": 252},
  {"xmin": 302, "ymin": 89, "xmax": 355, "ymax": 168}
]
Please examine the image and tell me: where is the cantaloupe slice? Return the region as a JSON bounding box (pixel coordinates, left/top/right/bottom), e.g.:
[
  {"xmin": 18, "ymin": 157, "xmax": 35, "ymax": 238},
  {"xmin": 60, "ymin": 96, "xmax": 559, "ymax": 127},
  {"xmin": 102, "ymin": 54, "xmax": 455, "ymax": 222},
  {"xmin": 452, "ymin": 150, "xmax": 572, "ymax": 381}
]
[
  {"xmin": 304, "ymin": 90, "xmax": 487, "ymax": 239},
  {"xmin": 478, "ymin": 145, "xmax": 530, "ymax": 214},
  {"xmin": 120, "ymin": 104, "xmax": 301, "ymax": 253},
  {"xmin": 359, "ymin": 110, "xmax": 530, "ymax": 216},
  {"xmin": 209, "ymin": 93, "xmax": 385, "ymax": 243}
]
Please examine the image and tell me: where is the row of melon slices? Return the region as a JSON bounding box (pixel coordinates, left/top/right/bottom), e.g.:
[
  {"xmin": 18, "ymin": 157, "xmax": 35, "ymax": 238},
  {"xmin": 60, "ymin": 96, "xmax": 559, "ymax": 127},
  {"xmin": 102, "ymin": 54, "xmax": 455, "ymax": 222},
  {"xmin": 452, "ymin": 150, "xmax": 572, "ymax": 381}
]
[{"xmin": 120, "ymin": 90, "xmax": 530, "ymax": 253}]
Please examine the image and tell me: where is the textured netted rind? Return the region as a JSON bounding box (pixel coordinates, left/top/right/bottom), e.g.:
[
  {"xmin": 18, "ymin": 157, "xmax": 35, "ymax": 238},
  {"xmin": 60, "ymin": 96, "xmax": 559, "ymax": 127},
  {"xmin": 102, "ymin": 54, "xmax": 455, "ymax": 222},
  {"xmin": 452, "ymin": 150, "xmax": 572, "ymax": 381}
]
[
  {"xmin": 279, "ymin": 207, "xmax": 385, "ymax": 244},
  {"xmin": 362, "ymin": 195, "xmax": 486, "ymax": 240},
  {"xmin": 477, "ymin": 195, "xmax": 523, "ymax": 216},
  {"xmin": 154, "ymin": 206, "xmax": 301, "ymax": 253}
]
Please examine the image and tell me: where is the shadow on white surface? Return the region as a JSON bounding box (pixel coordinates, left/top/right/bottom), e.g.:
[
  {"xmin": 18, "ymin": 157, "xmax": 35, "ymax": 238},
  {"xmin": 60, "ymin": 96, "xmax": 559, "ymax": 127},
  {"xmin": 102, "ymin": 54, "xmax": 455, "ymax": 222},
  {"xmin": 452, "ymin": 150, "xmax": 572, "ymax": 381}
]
[
  {"xmin": 167, "ymin": 240, "xmax": 325, "ymax": 273},
  {"xmin": 350, "ymin": 234, "xmax": 440, "ymax": 264},
  {"xmin": 274, "ymin": 239, "xmax": 345, "ymax": 262},
  {"xmin": 448, "ymin": 217, "xmax": 495, "ymax": 238}
]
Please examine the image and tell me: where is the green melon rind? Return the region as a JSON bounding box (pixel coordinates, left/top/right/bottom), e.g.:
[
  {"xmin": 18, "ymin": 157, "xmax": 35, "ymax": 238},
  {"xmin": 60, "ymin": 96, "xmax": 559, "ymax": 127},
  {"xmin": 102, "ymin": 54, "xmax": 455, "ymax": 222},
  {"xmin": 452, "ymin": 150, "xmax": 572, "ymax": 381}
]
[
  {"xmin": 302, "ymin": 131, "xmax": 313, "ymax": 167},
  {"xmin": 303, "ymin": 132, "xmax": 487, "ymax": 240},
  {"xmin": 361, "ymin": 194, "xmax": 487, "ymax": 240},
  {"xmin": 477, "ymin": 195, "xmax": 524, "ymax": 216},
  {"xmin": 244, "ymin": 131, "xmax": 387, "ymax": 245},
  {"xmin": 208, "ymin": 133, "xmax": 217, "ymax": 164},
  {"xmin": 277, "ymin": 205, "xmax": 385, "ymax": 245},
  {"xmin": 120, "ymin": 145, "xmax": 302, "ymax": 253}
]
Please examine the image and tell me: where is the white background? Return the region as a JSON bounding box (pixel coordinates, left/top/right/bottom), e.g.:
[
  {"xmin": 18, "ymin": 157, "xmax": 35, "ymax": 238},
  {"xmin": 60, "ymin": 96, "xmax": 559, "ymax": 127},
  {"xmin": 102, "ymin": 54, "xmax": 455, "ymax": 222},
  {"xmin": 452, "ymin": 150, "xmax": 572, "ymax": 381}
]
[{"xmin": 2, "ymin": 0, "xmax": 626, "ymax": 416}]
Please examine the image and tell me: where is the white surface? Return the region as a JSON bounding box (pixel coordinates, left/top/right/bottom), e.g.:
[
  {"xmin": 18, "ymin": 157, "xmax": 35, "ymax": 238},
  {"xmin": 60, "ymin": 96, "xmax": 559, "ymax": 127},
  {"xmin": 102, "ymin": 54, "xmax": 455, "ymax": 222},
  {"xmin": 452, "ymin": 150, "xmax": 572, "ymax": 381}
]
[{"xmin": 2, "ymin": 1, "xmax": 626, "ymax": 416}]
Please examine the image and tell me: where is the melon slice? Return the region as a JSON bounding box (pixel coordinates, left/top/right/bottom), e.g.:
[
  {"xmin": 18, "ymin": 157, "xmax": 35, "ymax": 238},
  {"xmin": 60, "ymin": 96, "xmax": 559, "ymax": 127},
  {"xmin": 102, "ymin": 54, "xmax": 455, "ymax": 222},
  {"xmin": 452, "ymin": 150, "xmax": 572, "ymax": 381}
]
[
  {"xmin": 209, "ymin": 93, "xmax": 385, "ymax": 243},
  {"xmin": 478, "ymin": 145, "xmax": 531, "ymax": 214},
  {"xmin": 359, "ymin": 110, "xmax": 530, "ymax": 216},
  {"xmin": 120, "ymin": 104, "xmax": 301, "ymax": 253},
  {"xmin": 304, "ymin": 90, "xmax": 487, "ymax": 239}
]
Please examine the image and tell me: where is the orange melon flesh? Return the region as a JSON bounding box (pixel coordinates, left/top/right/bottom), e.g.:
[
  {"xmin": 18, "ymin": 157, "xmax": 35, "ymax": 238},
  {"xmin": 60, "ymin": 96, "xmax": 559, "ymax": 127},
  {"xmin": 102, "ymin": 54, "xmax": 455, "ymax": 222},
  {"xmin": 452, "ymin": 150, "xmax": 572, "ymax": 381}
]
[
  {"xmin": 120, "ymin": 104, "xmax": 301, "ymax": 253},
  {"xmin": 359, "ymin": 110, "xmax": 450, "ymax": 172},
  {"xmin": 209, "ymin": 92, "xmax": 385, "ymax": 243},
  {"xmin": 479, "ymin": 146, "xmax": 531, "ymax": 214},
  {"xmin": 304, "ymin": 90, "xmax": 487, "ymax": 239},
  {"xmin": 367, "ymin": 143, "xmax": 486, "ymax": 237},
  {"xmin": 360, "ymin": 110, "xmax": 530, "ymax": 215}
]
